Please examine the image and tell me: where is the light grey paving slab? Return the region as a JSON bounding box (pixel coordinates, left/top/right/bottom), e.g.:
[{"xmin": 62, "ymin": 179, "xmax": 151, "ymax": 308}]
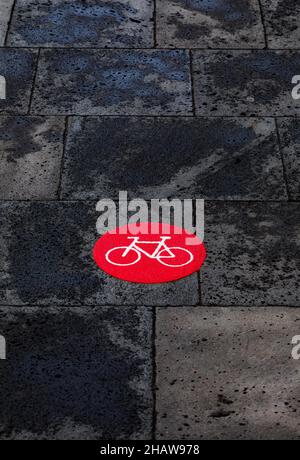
[
  {"xmin": 0, "ymin": 306, "xmax": 152, "ymax": 439},
  {"xmin": 61, "ymin": 116, "xmax": 286, "ymax": 200},
  {"xmin": 31, "ymin": 49, "xmax": 192, "ymax": 116},
  {"xmin": 7, "ymin": 0, "xmax": 154, "ymax": 48},
  {"xmin": 202, "ymin": 202, "xmax": 300, "ymax": 306},
  {"xmin": 0, "ymin": 48, "xmax": 38, "ymax": 115},
  {"xmin": 156, "ymin": 0, "xmax": 265, "ymax": 49},
  {"xmin": 193, "ymin": 50, "xmax": 300, "ymax": 116},
  {"xmin": 0, "ymin": 116, "xmax": 65, "ymax": 199},
  {"xmin": 0, "ymin": 202, "xmax": 199, "ymax": 306},
  {"xmin": 0, "ymin": 0, "xmax": 14, "ymax": 45},
  {"xmin": 277, "ymin": 118, "xmax": 300, "ymax": 200},
  {"xmin": 156, "ymin": 307, "xmax": 300, "ymax": 440},
  {"xmin": 261, "ymin": 0, "xmax": 300, "ymax": 49}
]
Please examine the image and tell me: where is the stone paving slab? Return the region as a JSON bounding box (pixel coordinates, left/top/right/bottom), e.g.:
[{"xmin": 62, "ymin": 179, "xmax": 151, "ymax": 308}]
[
  {"xmin": 277, "ymin": 118, "xmax": 300, "ymax": 200},
  {"xmin": 0, "ymin": 202, "xmax": 198, "ymax": 306},
  {"xmin": 31, "ymin": 49, "xmax": 192, "ymax": 115},
  {"xmin": 0, "ymin": 116, "xmax": 65, "ymax": 200},
  {"xmin": 61, "ymin": 116, "xmax": 286, "ymax": 200},
  {"xmin": 156, "ymin": 307, "xmax": 300, "ymax": 440},
  {"xmin": 201, "ymin": 202, "xmax": 300, "ymax": 306},
  {"xmin": 0, "ymin": 0, "xmax": 14, "ymax": 45},
  {"xmin": 7, "ymin": 0, "xmax": 154, "ymax": 48},
  {"xmin": 0, "ymin": 48, "xmax": 38, "ymax": 115},
  {"xmin": 261, "ymin": 0, "xmax": 300, "ymax": 49},
  {"xmin": 0, "ymin": 306, "xmax": 152, "ymax": 439},
  {"xmin": 193, "ymin": 50, "xmax": 300, "ymax": 117},
  {"xmin": 156, "ymin": 0, "xmax": 265, "ymax": 49}
]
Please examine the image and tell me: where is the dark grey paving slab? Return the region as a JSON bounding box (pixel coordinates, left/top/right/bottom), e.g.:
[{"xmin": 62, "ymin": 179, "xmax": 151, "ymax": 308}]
[
  {"xmin": 261, "ymin": 0, "xmax": 300, "ymax": 49},
  {"xmin": 277, "ymin": 118, "xmax": 300, "ymax": 200},
  {"xmin": 156, "ymin": 0, "xmax": 265, "ymax": 49},
  {"xmin": 31, "ymin": 49, "xmax": 192, "ymax": 116},
  {"xmin": 61, "ymin": 116, "xmax": 286, "ymax": 200},
  {"xmin": 202, "ymin": 202, "xmax": 300, "ymax": 306},
  {"xmin": 193, "ymin": 50, "xmax": 300, "ymax": 117},
  {"xmin": 7, "ymin": 0, "xmax": 153, "ymax": 48},
  {"xmin": 0, "ymin": 202, "xmax": 198, "ymax": 306},
  {"xmin": 156, "ymin": 307, "xmax": 300, "ymax": 440},
  {"xmin": 0, "ymin": 306, "xmax": 152, "ymax": 439},
  {"xmin": 0, "ymin": 48, "xmax": 38, "ymax": 115},
  {"xmin": 0, "ymin": 0, "xmax": 14, "ymax": 45},
  {"xmin": 0, "ymin": 116, "xmax": 65, "ymax": 200}
]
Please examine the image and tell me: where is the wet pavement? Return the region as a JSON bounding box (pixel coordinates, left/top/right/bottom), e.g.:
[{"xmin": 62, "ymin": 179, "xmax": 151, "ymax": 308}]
[
  {"xmin": 31, "ymin": 49, "xmax": 192, "ymax": 115},
  {"xmin": 0, "ymin": 0, "xmax": 300, "ymax": 440}
]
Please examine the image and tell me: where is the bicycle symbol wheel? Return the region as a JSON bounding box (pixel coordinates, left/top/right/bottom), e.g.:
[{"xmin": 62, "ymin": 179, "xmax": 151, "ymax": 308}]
[
  {"xmin": 157, "ymin": 247, "xmax": 194, "ymax": 267},
  {"xmin": 106, "ymin": 246, "xmax": 141, "ymax": 266}
]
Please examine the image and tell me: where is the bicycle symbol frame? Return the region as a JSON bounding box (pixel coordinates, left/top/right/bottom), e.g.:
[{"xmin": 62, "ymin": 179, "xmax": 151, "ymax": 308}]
[{"xmin": 105, "ymin": 236, "xmax": 194, "ymax": 268}]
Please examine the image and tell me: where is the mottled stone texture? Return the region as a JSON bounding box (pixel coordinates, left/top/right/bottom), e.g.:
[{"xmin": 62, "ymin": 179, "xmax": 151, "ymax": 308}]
[
  {"xmin": 31, "ymin": 49, "xmax": 192, "ymax": 115},
  {"xmin": 193, "ymin": 50, "xmax": 300, "ymax": 116},
  {"xmin": 277, "ymin": 118, "xmax": 300, "ymax": 200},
  {"xmin": 0, "ymin": 116, "xmax": 65, "ymax": 199},
  {"xmin": 0, "ymin": 0, "xmax": 14, "ymax": 45},
  {"xmin": 61, "ymin": 116, "xmax": 286, "ymax": 200},
  {"xmin": 0, "ymin": 202, "xmax": 199, "ymax": 306},
  {"xmin": 0, "ymin": 306, "xmax": 152, "ymax": 439},
  {"xmin": 202, "ymin": 202, "xmax": 300, "ymax": 306},
  {"xmin": 261, "ymin": 0, "xmax": 300, "ymax": 49},
  {"xmin": 156, "ymin": 307, "xmax": 300, "ymax": 440},
  {"xmin": 7, "ymin": 0, "xmax": 154, "ymax": 48},
  {"xmin": 0, "ymin": 48, "xmax": 38, "ymax": 114},
  {"xmin": 1, "ymin": 0, "xmax": 300, "ymax": 442},
  {"xmin": 157, "ymin": 0, "xmax": 264, "ymax": 48}
]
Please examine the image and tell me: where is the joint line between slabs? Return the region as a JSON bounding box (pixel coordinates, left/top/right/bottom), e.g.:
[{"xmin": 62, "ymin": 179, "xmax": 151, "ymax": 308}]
[
  {"xmin": 258, "ymin": 0, "xmax": 268, "ymax": 49},
  {"xmin": 189, "ymin": 50, "xmax": 196, "ymax": 116},
  {"xmin": 153, "ymin": 0, "xmax": 158, "ymax": 48},
  {"xmin": 27, "ymin": 47, "xmax": 41, "ymax": 114},
  {"xmin": 57, "ymin": 116, "xmax": 70, "ymax": 200},
  {"xmin": 275, "ymin": 118, "xmax": 291, "ymax": 201},
  {"xmin": 4, "ymin": 0, "xmax": 17, "ymax": 46}
]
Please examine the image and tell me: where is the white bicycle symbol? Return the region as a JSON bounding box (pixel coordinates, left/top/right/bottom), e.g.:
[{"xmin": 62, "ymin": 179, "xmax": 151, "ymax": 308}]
[{"xmin": 105, "ymin": 236, "xmax": 194, "ymax": 268}]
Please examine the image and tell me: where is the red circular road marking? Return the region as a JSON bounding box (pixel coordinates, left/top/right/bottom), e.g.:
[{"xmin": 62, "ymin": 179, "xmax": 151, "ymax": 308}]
[{"xmin": 93, "ymin": 223, "xmax": 206, "ymax": 284}]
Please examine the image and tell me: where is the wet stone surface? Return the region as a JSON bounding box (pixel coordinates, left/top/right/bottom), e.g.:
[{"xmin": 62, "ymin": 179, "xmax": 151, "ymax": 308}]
[
  {"xmin": 0, "ymin": 116, "xmax": 65, "ymax": 200},
  {"xmin": 201, "ymin": 202, "xmax": 300, "ymax": 306},
  {"xmin": 156, "ymin": 307, "xmax": 300, "ymax": 440},
  {"xmin": 1, "ymin": 0, "xmax": 300, "ymax": 442},
  {"xmin": 261, "ymin": 0, "xmax": 300, "ymax": 49},
  {"xmin": 277, "ymin": 118, "xmax": 300, "ymax": 200},
  {"xmin": 7, "ymin": 0, "xmax": 154, "ymax": 48},
  {"xmin": 156, "ymin": 0, "xmax": 265, "ymax": 48},
  {"xmin": 193, "ymin": 50, "xmax": 300, "ymax": 117},
  {"xmin": 0, "ymin": 48, "xmax": 38, "ymax": 115},
  {"xmin": 0, "ymin": 202, "xmax": 199, "ymax": 306},
  {"xmin": 0, "ymin": 306, "xmax": 152, "ymax": 439},
  {"xmin": 61, "ymin": 116, "xmax": 286, "ymax": 200},
  {"xmin": 31, "ymin": 49, "xmax": 192, "ymax": 115}
]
